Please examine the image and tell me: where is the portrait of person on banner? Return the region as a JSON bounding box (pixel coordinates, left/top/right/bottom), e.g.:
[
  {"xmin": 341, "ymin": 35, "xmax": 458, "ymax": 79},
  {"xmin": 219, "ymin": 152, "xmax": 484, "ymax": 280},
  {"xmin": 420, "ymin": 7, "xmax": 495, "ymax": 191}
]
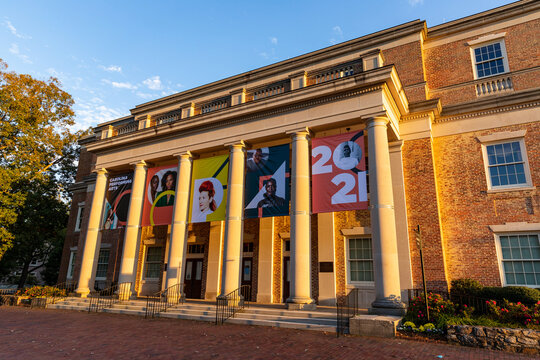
[
  {"xmin": 246, "ymin": 147, "xmax": 269, "ymax": 172},
  {"xmin": 191, "ymin": 178, "xmax": 224, "ymax": 223},
  {"xmin": 244, "ymin": 144, "xmax": 290, "ymax": 219},
  {"xmin": 333, "ymin": 141, "xmax": 362, "ymax": 171},
  {"xmin": 141, "ymin": 165, "xmax": 178, "ymax": 226}
]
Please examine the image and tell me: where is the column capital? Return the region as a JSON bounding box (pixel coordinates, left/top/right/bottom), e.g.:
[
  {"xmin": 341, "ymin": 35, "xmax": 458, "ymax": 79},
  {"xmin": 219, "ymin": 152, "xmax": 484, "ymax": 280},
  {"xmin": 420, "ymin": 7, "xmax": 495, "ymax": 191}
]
[
  {"xmin": 286, "ymin": 127, "xmax": 311, "ymax": 140},
  {"xmin": 365, "ymin": 116, "xmax": 389, "ymax": 128},
  {"xmin": 129, "ymin": 160, "xmax": 147, "ymax": 169},
  {"xmin": 93, "ymin": 167, "xmax": 108, "ymax": 176},
  {"xmin": 224, "ymin": 140, "xmax": 246, "ymax": 151},
  {"xmin": 173, "ymin": 151, "xmax": 194, "ymax": 161}
]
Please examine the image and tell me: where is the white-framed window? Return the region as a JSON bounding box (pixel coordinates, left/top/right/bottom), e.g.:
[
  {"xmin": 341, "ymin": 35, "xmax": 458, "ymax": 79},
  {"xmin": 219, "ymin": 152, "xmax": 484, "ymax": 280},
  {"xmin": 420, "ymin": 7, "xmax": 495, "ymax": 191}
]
[
  {"xmin": 346, "ymin": 237, "xmax": 374, "ymax": 285},
  {"xmin": 74, "ymin": 204, "xmax": 85, "ymax": 232},
  {"xmin": 481, "ymin": 137, "xmax": 532, "ymax": 190},
  {"xmin": 144, "ymin": 246, "xmax": 163, "ymax": 279},
  {"xmin": 95, "ymin": 249, "xmax": 110, "ymax": 280},
  {"xmin": 67, "ymin": 251, "xmax": 77, "ymax": 279},
  {"xmin": 470, "ymin": 39, "xmax": 509, "ymax": 79},
  {"xmin": 495, "ymin": 233, "xmax": 540, "ymax": 288}
]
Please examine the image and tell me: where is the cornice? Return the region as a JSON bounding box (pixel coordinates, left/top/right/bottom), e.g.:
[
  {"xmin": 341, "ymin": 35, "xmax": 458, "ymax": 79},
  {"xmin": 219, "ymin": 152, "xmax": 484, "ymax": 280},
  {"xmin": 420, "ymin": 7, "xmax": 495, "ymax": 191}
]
[{"xmin": 435, "ymin": 100, "xmax": 540, "ymax": 124}]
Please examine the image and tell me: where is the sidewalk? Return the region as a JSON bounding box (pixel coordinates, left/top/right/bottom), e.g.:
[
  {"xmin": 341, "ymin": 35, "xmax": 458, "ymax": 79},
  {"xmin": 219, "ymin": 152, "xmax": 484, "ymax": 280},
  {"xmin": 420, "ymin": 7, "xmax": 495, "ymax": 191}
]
[{"xmin": 0, "ymin": 307, "xmax": 534, "ymax": 359}]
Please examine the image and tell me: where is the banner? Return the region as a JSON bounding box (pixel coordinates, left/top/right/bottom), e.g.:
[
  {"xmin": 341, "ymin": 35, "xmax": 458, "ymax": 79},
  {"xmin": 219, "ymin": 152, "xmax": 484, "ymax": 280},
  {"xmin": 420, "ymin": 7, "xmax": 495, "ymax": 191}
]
[
  {"xmin": 102, "ymin": 173, "xmax": 133, "ymax": 229},
  {"xmin": 244, "ymin": 144, "xmax": 290, "ymax": 219},
  {"xmin": 141, "ymin": 165, "xmax": 178, "ymax": 226},
  {"xmin": 311, "ymin": 130, "xmax": 367, "ymax": 213},
  {"xmin": 189, "ymin": 155, "xmax": 229, "ymax": 223}
]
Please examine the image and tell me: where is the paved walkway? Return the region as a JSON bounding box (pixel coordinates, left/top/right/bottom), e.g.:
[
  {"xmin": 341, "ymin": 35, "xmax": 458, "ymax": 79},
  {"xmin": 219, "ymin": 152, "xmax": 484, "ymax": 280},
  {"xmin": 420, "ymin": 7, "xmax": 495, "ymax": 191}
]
[{"xmin": 0, "ymin": 307, "xmax": 534, "ymax": 359}]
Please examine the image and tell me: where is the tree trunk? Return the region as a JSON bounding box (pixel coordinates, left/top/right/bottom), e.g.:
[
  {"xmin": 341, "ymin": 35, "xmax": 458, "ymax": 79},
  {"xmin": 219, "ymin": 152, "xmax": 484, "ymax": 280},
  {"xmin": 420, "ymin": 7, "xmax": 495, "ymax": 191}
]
[{"xmin": 17, "ymin": 258, "xmax": 32, "ymax": 290}]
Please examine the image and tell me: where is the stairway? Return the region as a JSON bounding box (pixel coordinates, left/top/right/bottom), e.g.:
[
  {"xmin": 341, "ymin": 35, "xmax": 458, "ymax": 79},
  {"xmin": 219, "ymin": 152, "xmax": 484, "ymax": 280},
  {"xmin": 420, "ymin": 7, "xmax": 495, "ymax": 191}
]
[{"xmin": 47, "ymin": 297, "xmax": 338, "ymax": 332}]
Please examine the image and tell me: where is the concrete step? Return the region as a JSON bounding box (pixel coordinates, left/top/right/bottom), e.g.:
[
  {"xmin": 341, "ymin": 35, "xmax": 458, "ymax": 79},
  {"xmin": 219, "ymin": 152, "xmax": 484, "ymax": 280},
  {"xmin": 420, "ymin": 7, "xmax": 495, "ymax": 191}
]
[
  {"xmin": 234, "ymin": 311, "xmax": 336, "ymax": 325},
  {"xmin": 158, "ymin": 312, "xmax": 215, "ymax": 322},
  {"xmin": 226, "ymin": 316, "xmax": 336, "ymax": 332},
  {"xmin": 102, "ymin": 307, "xmax": 146, "ymax": 316},
  {"xmin": 241, "ymin": 307, "xmax": 337, "ymax": 319},
  {"xmin": 47, "ymin": 303, "xmax": 89, "ymax": 311}
]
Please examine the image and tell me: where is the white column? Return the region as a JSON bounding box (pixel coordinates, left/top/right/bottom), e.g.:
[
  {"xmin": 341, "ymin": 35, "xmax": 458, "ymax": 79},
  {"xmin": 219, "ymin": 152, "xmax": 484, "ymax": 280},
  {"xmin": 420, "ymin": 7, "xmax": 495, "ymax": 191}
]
[
  {"xmin": 287, "ymin": 129, "xmax": 314, "ymax": 309},
  {"xmin": 220, "ymin": 141, "xmax": 246, "ymax": 296},
  {"xmin": 165, "ymin": 152, "xmax": 193, "ymax": 291},
  {"xmin": 367, "ymin": 117, "xmax": 406, "ymax": 315},
  {"xmin": 76, "ymin": 168, "xmax": 108, "ymax": 297},
  {"xmin": 118, "ymin": 161, "xmax": 147, "ymax": 296}
]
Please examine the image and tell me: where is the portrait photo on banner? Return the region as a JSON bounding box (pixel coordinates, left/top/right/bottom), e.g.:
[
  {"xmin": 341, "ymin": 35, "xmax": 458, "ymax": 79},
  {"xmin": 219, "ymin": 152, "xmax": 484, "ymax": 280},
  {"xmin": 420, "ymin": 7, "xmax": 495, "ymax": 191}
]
[
  {"xmin": 244, "ymin": 144, "xmax": 290, "ymax": 219},
  {"xmin": 141, "ymin": 165, "xmax": 178, "ymax": 226},
  {"xmin": 189, "ymin": 154, "xmax": 229, "ymax": 223},
  {"xmin": 102, "ymin": 172, "xmax": 133, "ymax": 230},
  {"xmin": 311, "ymin": 130, "xmax": 367, "ymax": 213}
]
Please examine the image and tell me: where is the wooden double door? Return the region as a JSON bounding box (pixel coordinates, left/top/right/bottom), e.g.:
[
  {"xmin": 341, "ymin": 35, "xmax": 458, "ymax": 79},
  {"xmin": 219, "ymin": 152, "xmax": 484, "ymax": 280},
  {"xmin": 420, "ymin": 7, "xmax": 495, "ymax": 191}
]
[{"xmin": 183, "ymin": 259, "xmax": 203, "ymax": 299}]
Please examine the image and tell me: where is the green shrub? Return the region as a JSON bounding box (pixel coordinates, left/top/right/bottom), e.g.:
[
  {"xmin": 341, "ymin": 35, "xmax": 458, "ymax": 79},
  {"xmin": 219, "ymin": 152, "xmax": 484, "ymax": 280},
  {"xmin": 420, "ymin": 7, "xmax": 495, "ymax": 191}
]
[
  {"xmin": 450, "ymin": 278, "xmax": 483, "ymax": 295},
  {"xmin": 424, "ymin": 323, "xmax": 435, "ymax": 330},
  {"xmin": 15, "ymin": 286, "xmax": 67, "ymax": 298},
  {"xmin": 406, "ymin": 293, "xmax": 455, "ymax": 325},
  {"xmin": 402, "ymin": 321, "xmax": 416, "ymax": 329},
  {"xmin": 487, "ymin": 299, "xmax": 540, "ymax": 328}
]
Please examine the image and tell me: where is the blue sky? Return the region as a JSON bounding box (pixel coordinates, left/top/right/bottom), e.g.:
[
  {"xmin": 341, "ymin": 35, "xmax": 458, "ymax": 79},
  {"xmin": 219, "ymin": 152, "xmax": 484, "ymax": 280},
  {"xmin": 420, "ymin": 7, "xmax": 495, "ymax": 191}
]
[{"xmin": 1, "ymin": 0, "xmax": 516, "ymax": 131}]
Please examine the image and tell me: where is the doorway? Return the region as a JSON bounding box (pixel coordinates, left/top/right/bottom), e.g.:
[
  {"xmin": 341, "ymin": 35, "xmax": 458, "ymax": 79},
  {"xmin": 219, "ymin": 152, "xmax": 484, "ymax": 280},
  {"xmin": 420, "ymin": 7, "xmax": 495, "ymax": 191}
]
[
  {"xmin": 283, "ymin": 256, "xmax": 290, "ymax": 302},
  {"xmin": 184, "ymin": 259, "xmax": 203, "ymax": 299}
]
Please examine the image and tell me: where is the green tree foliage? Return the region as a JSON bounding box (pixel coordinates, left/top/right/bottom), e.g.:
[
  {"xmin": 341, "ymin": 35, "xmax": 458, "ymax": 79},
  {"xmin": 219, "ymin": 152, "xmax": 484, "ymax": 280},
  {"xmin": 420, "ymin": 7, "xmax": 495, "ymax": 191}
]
[{"xmin": 0, "ymin": 59, "xmax": 77, "ymax": 259}]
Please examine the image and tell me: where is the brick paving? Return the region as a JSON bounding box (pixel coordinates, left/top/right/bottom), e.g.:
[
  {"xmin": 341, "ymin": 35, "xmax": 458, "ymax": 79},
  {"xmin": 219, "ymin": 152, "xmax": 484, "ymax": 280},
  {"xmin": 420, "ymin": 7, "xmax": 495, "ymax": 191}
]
[{"xmin": 0, "ymin": 307, "xmax": 535, "ymax": 360}]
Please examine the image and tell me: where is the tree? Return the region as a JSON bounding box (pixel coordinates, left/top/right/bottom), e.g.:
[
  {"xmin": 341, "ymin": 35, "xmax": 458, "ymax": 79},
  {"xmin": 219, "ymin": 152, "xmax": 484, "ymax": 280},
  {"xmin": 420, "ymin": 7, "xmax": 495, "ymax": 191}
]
[{"xmin": 0, "ymin": 59, "xmax": 77, "ymax": 259}]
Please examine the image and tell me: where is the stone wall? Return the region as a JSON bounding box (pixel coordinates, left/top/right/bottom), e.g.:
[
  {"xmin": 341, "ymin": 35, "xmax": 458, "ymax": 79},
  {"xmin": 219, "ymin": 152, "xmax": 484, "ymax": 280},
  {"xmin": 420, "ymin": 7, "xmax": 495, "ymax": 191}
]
[{"xmin": 447, "ymin": 325, "xmax": 540, "ymax": 355}]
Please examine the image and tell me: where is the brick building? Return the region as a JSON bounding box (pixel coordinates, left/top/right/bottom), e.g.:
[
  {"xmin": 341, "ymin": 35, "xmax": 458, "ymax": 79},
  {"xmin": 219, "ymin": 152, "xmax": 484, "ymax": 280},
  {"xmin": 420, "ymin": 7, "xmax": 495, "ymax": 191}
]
[{"xmin": 59, "ymin": 1, "xmax": 539, "ymax": 314}]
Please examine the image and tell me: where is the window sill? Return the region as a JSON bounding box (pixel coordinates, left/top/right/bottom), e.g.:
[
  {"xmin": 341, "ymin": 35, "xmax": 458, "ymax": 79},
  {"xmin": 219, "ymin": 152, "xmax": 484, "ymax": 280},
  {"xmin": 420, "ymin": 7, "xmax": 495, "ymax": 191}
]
[
  {"xmin": 347, "ymin": 283, "xmax": 375, "ymax": 289},
  {"xmin": 487, "ymin": 186, "xmax": 536, "ymax": 194}
]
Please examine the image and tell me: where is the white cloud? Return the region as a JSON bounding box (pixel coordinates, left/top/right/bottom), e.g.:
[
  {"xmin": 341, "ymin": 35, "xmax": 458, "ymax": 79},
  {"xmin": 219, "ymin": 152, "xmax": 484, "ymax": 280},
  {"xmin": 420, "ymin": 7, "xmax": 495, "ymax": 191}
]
[
  {"xmin": 332, "ymin": 26, "xmax": 343, "ymax": 36},
  {"xmin": 9, "ymin": 43, "xmax": 32, "ymax": 63},
  {"xmin": 269, "ymin": 37, "xmax": 278, "ymax": 45},
  {"xmin": 100, "ymin": 65, "xmax": 122, "ymax": 73},
  {"xmin": 259, "ymin": 52, "xmax": 269, "ymax": 59},
  {"xmin": 3, "ymin": 20, "xmax": 31, "ymax": 39},
  {"xmin": 102, "ymin": 79, "xmax": 137, "ymax": 90},
  {"xmin": 136, "ymin": 92, "xmax": 155, "ymax": 99},
  {"xmin": 73, "ymin": 99, "xmax": 127, "ymax": 130},
  {"xmin": 330, "ymin": 25, "xmax": 344, "ymax": 45},
  {"xmin": 408, "ymin": 0, "xmax": 424, "ymax": 6},
  {"xmin": 143, "ymin": 76, "xmax": 162, "ymax": 90}
]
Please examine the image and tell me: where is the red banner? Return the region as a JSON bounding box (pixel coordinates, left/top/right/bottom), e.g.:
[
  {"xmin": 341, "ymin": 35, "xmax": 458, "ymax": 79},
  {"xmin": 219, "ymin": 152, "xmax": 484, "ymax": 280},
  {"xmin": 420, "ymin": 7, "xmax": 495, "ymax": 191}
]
[{"xmin": 311, "ymin": 130, "xmax": 367, "ymax": 213}]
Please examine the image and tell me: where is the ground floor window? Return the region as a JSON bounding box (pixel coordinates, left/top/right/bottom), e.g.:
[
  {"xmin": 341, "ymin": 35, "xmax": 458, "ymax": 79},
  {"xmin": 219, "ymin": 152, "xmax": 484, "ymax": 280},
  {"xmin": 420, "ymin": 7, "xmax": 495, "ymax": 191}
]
[
  {"xmin": 347, "ymin": 237, "xmax": 374, "ymax": 283},
  {"xmin": 498, "ymin": 234, "xmax": 540, "ymax": 287},
  {"xmin": 67, "ymin": 251, "xmax": 77, "ymax": 279},
  {"xmin": 95, "ymin": 249, "xmax": 110, "ymax": 280},
  {"xmin": 144, "ymin": 247, "xmax": 163, "ymax": 279}
]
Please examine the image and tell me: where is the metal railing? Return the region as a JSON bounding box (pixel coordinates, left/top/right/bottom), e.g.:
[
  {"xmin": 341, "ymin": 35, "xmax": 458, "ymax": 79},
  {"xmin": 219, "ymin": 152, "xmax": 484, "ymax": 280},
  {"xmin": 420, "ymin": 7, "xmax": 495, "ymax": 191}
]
[
  {"xmin": 145, "ymin": 283, "xmax": 185, "ymax": 319},
  {"xmin": 88, "ymin": 282, "xmax": 131, "ymax": 313},
  {"xmin": 336, "ymin": 288, "xmax": 360, "ymax": 337},
  {"xmin": 215, "ymin": 285, "xmax": 251, "ymax": 325},
  {"xmin": 0, "ymin": 288, "xmax": 17, "ymax": 306}
]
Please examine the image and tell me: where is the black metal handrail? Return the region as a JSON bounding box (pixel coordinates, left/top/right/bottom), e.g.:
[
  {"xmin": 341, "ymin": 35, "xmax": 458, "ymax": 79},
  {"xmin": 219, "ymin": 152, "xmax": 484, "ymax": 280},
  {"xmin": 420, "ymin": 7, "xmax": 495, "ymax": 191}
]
[
  {"xmin": 0, "ymin": 288, "xmax": 17, "ymax": 306},
  {"xmin": 145, "ymin": 283, "xmax": 185, "ymax": 319},
  {"xmin": 336, "ymin": 288, "xmax": 359, "ymax": 337},
  {"xmin": 215, "ymin": 285, "xmax": 251, "ymax": 325},
  {"xmin": 88, "ymin": 282, "xmax": 131, "ymax": 313}
]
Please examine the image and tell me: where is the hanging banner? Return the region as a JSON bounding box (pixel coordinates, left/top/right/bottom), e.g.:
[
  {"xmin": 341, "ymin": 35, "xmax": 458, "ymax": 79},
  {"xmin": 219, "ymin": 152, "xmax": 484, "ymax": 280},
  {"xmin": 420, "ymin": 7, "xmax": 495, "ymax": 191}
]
[
  {"xmin": 311, "ymin": 130, "xmax": 367, "ymax": 213},
  {"xmin": 244, "ymin": 144, "xmax": 290, "ymax": 219},
  {"xmin": 189, "ymin": 154, "xmax": 229, "ymax": 223},
  {"xmin": 141, "ymin": 165, "xmax": 178, "ymax": 226},
  {"xmin": 102, "ymin": 173, "xmax": 133, "ymax": 229}
]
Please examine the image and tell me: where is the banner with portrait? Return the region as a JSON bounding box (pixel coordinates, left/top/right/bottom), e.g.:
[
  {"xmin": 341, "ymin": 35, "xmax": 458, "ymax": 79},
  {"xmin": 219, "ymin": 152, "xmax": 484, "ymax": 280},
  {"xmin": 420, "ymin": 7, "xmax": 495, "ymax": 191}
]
[
  {"xmin": 244, "ymin": 144, "xmax": 290, "ymax": 219},
  {"xmin": 102, "ymin": 173, "xmax": 133, "ymax": 230},
  {"xmin": 311, "ymin": 130, "xmax": 367, "ymax": 213},
  {"xmin": 141, "ymin": 165, "xmax": 178, "ymax": 226},
  {"xmin": 189, "ymin": 155, "xmax": 229, "ymax": 223}
]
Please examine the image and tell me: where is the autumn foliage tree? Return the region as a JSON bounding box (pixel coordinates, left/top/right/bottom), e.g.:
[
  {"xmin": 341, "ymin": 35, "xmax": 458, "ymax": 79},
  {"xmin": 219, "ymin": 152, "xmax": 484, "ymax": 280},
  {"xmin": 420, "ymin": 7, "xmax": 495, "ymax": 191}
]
[{"xmin": 0, "ymin": 59, "xmax": 77, "ymax": 259}]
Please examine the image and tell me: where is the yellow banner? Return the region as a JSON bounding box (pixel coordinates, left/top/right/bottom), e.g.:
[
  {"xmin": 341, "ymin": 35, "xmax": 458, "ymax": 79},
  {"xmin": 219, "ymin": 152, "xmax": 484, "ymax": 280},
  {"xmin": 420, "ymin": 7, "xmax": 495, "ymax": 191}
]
[{"xmin": 189, "ymin": 154, "xmax": 229, "ymax": 223}]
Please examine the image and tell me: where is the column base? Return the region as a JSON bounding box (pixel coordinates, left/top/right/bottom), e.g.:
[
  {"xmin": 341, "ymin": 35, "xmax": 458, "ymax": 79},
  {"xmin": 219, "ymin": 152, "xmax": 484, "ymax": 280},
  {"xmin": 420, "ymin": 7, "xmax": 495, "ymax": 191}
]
[
  {"xmin": 286, "ymin": 297, "xmax": 316, "ymax": 310},
  {"xmin": 75, "ymin": 287, "xmax": 90, "ymax": 298},
  {"xmin": 369, "ymin": 297, "xmax": 407, "ymax": 316}
]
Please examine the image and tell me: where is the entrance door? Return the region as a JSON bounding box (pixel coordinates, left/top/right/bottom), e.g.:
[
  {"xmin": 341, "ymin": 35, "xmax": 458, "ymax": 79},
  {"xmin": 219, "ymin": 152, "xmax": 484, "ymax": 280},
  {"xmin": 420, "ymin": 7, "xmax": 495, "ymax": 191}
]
[
  {"xmin": 283, "ymin": 256, "xmax": 290, "ymax": 302},
  {"xmin": 184, "ymin": 259, "xmax": 203, "ymax": 299},
  {"xmin": 241, "ymin": 258, "xmax": 253, "ymax": 301}
]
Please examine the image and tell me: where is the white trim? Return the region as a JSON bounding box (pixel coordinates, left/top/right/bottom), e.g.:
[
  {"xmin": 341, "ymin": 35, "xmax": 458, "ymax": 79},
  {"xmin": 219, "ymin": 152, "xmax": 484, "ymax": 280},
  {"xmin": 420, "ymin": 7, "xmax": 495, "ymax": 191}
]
[
  {"xmin": 344, "ymin": 236, "xmax": 375, "ymax": 287},
  {"xmin": 467, "ymin": 32, "xmax": 506, "ymax": 46},
  {"xmin": 469, "ymin": 38, "xmax": 510, "ymax": 80},
  {"xmin": 74, "ymin": 205, "xmax": 84, "ymax": 232},
  {"xmin": 477, "ymin": 130, "xmax": 526, "ymax": 143},
  {"xmin": 480, "ymin": 137, "xmax": 532, "ymax": 191},
  {"xmin": 490, "ymin": 222, "xmax": 540, "ymax": 233},
  {"xmin": 66, "ymin": 251, "xmax": 76, "ymax": 280}
]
